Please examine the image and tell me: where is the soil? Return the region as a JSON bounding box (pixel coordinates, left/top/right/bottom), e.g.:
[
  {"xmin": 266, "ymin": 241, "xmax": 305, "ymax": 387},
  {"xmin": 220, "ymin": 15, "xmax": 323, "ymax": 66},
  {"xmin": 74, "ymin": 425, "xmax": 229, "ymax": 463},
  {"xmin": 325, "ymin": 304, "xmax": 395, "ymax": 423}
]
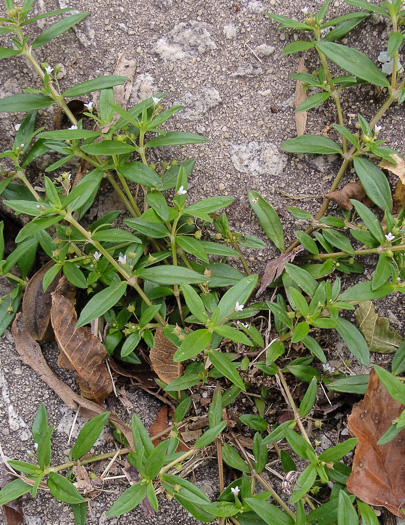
[{"xmin": 0, "ymin": 0, "xmax": 404, "ymax": 524}]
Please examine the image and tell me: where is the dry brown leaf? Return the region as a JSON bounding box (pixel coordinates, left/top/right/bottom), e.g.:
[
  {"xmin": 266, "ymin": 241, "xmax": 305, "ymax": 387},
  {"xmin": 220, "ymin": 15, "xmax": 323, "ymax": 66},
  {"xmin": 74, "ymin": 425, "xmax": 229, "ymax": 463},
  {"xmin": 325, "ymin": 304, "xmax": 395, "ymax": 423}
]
[
  {"xmin": 51, "ymin": 287, "xmax": 113, "ymax": 404},
  {"xmin": 101, "ymin": 53, "xmax": 136, "ymax": 133},
  {"xmin": 11, "ymin": 314, "xmax": 134, "ymax": 448},
  {"xmin": 393, "ymin": 179, "xmax": 405, "ymax": 211},
  {"xmin": 150, "ymin": 406, "xmax": 170, "ymax": 446},
  {"xmin": 326, "ymin": 181, "xmax": 366, "ymax": 210},
  {"xmin": 22, "ymin": 260, "xmax": 61, "ymax": 341},
  {"xmin": 379, "ymin": 154, "xmax": 405, "ymax": 182},
  {"xmin": 295, "ymin": 57, "xmax": 308, "ymax": 137},
  {"xmin": 108, "ymin": 358, "xmax": 158, "ymax": 389},
  {"xmin": 256, "ymin": 247, "xmax": 304, "ymax": 297},
  {"xmin": 347, "ymin": 369, "xmax": 405, "ymax": 517},
  {"xmin": 149, "ymin": 328, "xmax": 182, "ymax": 385}
]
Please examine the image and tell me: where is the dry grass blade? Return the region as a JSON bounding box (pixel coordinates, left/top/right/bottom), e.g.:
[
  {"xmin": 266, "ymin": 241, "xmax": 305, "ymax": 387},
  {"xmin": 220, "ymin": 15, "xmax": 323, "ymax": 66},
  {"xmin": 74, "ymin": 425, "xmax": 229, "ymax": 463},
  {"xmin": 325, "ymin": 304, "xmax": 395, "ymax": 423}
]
[
  {"xmin": 149, "ymin": 328, "xmax": 182, "ymax": 384},
  {"xmin": 295, "ymin": 57, "xmax": 308, "ymax": 136},
  {"xmin": 22, "ymin": 260, "xmax": 61, "ymax": 341},
  {"xmin": 11, "ymin": 314, "xmax": 134, "ymax": 448},
  {"xmin": 347, "ymin": 369, "xmax": 405, "ymax": 517},
  {"xmin": 257, "ymin": 248, "xmax": 303, "ymax": 297}
]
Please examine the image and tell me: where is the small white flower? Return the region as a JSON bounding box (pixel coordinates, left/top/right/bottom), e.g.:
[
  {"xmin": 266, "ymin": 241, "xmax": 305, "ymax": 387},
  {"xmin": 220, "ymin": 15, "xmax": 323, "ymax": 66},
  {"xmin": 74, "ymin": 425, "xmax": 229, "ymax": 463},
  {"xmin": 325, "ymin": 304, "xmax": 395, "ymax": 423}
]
[
  {"xmin": 45, "ymin": 66, "xmax": 54, "ymax": 75},
  {"xmin": 84, "ymin": 101, "xmax": 93, "ymax": 111},
  {"xmin": 231, "ymin": 486, "xmax": 240, "ymax": 496},
  {"xmin": 177, "ymin": 185, "xmax": 187, "ymax": 195},
  {"xmin": 68, "ymin": 125, "xmax": 78, "ymax": 130},
  {"xmin": 301, "ymin": 6, "xmax": 309, "ymax": 14},
  {"xmin": 385, "ymin": 232, "xmax": 395, "ymax": 242},
  {"xmin": 235, "ymin": 301, "xmax": 244, "ymax": 312},
  {"xmin": 118, "ymin": 254, "xmax": 127, "ymax": 265},
  {"xmin": 20, "ymin": 143, "xmax": 24, "ymax": 148},
  {"xmin": 374, "ymin": 125, "xmax": 382, "ymax": 133},
  {"xmin": 14, "ymin": 123, "xmax": 21, "ymax": 131},
  {"xmin": 152, "ymin": 96, "xmax": 160, "ymax": 105},
  {"xmin": 36, "ymin": 204, "xmax": 41, "ymax": 209},
  {"xmin": 67, "ymin": 172, "xmax": 72, "ymax": 180},
  {"xmin": 322, "ymin": 363, "xmax": 335, "ymax": 373},
  {"xmin": 131, "ymin": 325, "xmax": 136, "ymax": 330},
  {"xmin": 93, "ymin": 251, "xmax": 101, "ymax": 260}
]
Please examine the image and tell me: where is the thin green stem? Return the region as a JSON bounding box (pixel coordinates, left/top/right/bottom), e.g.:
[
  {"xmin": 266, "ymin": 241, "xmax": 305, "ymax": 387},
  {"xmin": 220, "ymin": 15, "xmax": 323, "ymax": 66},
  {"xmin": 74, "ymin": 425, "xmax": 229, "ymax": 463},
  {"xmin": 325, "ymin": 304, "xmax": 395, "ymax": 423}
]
[
  {"xmin": 5, "ymin": 273, "xmax": 27, "ymax": 287},
  {"xmin": 300, "ymin": 243, "xmax": 405, "ymax": 261},
  {"xmin": 105, "ymin": 173, "xmax": 138, "ymax": 217},
  {"xmin": 159, "ymin": 448, "xmax": 195, "ymax": 475},
  {"xmin": 52, "ymin": 448, "xmax": 131, "ymax": 473},
  {"xmin": 116, "ymin": 172, "xmax": 142, "ymax": 217},
  {"xmin": 15, "ymin": 171, "xmax": 41, "ymax": 201}
]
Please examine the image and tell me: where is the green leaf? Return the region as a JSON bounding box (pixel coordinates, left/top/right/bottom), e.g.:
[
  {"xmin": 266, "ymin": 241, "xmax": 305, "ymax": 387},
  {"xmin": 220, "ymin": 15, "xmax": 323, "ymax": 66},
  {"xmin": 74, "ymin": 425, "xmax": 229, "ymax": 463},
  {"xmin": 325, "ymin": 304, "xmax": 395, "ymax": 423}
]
[
  {"xmin": 353, "ymin": 157, "xmax": 392, "ymax": 211},
  {"xmin": 71, "ymin": 502, "xmax": 87, "ymax": 525},
  {"xmin": 48, "ymin": 472, "xmax": 84, "ymax": 504},
  {"xmin": 266, "ymin": 340, "xmax": 285, "ymax": 363},
  {"xmin": 283, "ymin": 41, "xmax": 315, "ymax": 55},
  {"xmin": 374, "ymin": 365, "xmax": 405, "ymax": 404},
  {"xmin": 0, "ymin": 93, "xmax": 54, "ymax": 112},
  {"xmin": 173, "ymin": 329, "xmax": 212, "ymax": 362},
  {"xmin": 71, "ymin": 412, "xmax": 111, "ymax": 460},
  {"xmin": 281, "ymin": 135, "xmax": 342, "ymax": 155},
  {"xmin": 184, "ymin": 196, "xmax": 234, "ymax": 221},
  {"xmin": 284, "ymin": 427, "xmax": 317, "ymax": 462},
  {"xmin": 287, "ymin": 206, "xmax": 312, "ymax": 219},
  {"xmin": 208, "ymin": 388, "xmax": 223, "ymax": 427},
  {"xmin": 195, "ymin": 421, "xmax": 227, "ymax": 449},
  {"xmin": 299, "ymin": 377, "xmax": 317, "ymax": 417},
  {"xmin": 0, "ymin": 478, "xmax": 32, "ymax": 505},
  {"xmin": 92, "ymin": 228, "xmax": 141, "ymax": 244},
  {"xmin": 288, "ymin": 287, "xmax": 309, "ymax": 316},
  {"xmin": 335, "ymin": 317, "xmax": 370, "ymax": 366},
  {"xmin": 137, "ymin": 266, "xmax": 207, "ymax": 285},
  {"xmin": 32, "ymin": 403, "xmax": 49, "ymax": 444},
  {"xmin": 324, "ymin": 17, "xmax": 370, "ymax": 42},
  {"xmin": 37, "ymin": 425, "xmax": 53, "ymax": 469},
  {"xmin": 0, "ymin": 47, "xmax": 21, "ymax": 60},
  {"xmin": 15, "ymin": 215, "xmax": 61, "ymax": 243},
  {"xmin": 343, "ymin": 0, "xmax": 387, "ymax": 15},
  {"xmin": 222, "ymin": 443, "xmax": 250, "ymax": 473},
  {"xmin": 322, "ymin": 229, "xmax": 354, "ymax": 253},
  {"xmin": 248, "ymin": 191, "xmax": 284, "ymax": 251},
  {"xmin": 392, "ymin": 340, "xmax": 405, "ymax": 375},
  {"xmin": 174, "ymin": 396, "xmax": 193, "ymax": 422},
  {"xmin": 350, "ymin": 199, "xmax": 384, "ymax": 242},
  {"xmin": 302, "ymin": 335, "xmax": 326, "ymax": 363},
  {"xmin": 295, "ymin": 231, "xmax": 319, "ymax": 254},
  {"xmin": 121, "ymin": 332, "xmax": 141, "ymax": 358},
  {"xmin": 146, "ymin": 190, "xmax": 170, "ymax": 221},
  {"xmin": 213, "ymin": 274, "xmax": 258, "ymax": 324},
  {"xmin": 337, "ymin": 490, "xmax": 359, "ymax": 525},
  {"xmin": 176, "ymin": 236, "xmax": 209, "ymax": 263},
  {"xmin": 164, "ymin": 373, "xmax": 201, "ymax": 392},
  {"xmin": 7, "ymin": 460, "xmax": 42, "ymax": 476},
  {"xmin": 316, "ymin": 41, "xmax": 389, "ymax": 87},
  {"xmin": 21, "ymin": 8, "xmax": 76, "ymax": 25},
  {"xmin": 319, "ymin": 438, "xmax": 357, "ymax": 462},
  {"xmin": 76, "ymin": 281, "xmax": 127, "ymax": 328},
  {"xmin": 239, "ymin": 414, "xmax": 267, "ymax": 431},
  {"xmin": 63, "ymin": 263, "xmax": 87, "ymax": 289},
  {"xmin": 209, "ymin": 349, "xmax": 246, "ymax": 390},
  {"xmin": 290, "ymin": 463, "xmax": 317, "ymax": 504},
  {"xmin": 292, "ymin": 322, "xmax": 309, "ymax": 343},
  {"xmin": 357, "ymin": 501, "xmax": 379, "ymax": 525},
  {"xmin": 296, "ymin": 91, "xmax": 330, "ymax": 112},
  {"xmin": 80, "ymin": 140, "xmax": 136, "ymax": 156},
  {"xmin": 119, "ymin": 161, "xmax": 162, "ymax": 188},
  {"xmin": 266, "ymin": 13, "xmax": 311, "ymax": 30},
  {"xmin": 340, "ymin": 280, "xmax": 393, "ymax": 302},
  {"xmin": 244, "ymin": 497, "xmax": 295, "ymax": 525},
  {"xmin": 131, "ymin": 414, "xmax": 154, "ymax": 456},
  {"xmin": 125, "ymin": 217, "xmax": 169, "ymax": 238},
  {"xmin": 327, "ymin": 374, "xmax": 369, "ymax": 394},
  {"xmin": 106, "ymin": 482, "xmax": 148, "ymax": 517},
  {"xmin": 144, "ymin": 131, "xmax": 208, "ymax": 148},
  {"xmin": 387, "ymin": 32, "xmax": 404, "ymax": 57},
  {"xmin": 284, "ymin": 263, "xmax": 318, "ymax": 296},
  {"xmin": 214, "ymin": 325, "xmax": 253, "ymax": 345},
  {"xmin": 331, "ymin": 124, "xmax": 359, "ymax": 148},
  {"xmin": 181, "ymin": 283, "xmax": 208, "ymax": 323},
  {"xmin": 62, "ymin": 75, "xmax": 129, "ymax": 97},
  {"xmin": 32, "ymin": 12, "xmax": 90, "ymax": 48},
  {"xmin": 144, "ymin": 440, "xmax": 170, "ymax": 479}
]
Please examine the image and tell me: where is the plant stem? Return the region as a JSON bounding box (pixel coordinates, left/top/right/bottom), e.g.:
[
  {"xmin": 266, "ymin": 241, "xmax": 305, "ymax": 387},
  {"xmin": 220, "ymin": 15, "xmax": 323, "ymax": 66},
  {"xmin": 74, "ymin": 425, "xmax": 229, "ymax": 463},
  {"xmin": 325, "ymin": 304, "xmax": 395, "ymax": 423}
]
[
  {"xmin": 300, "ymin": 243, "xmax": 405, "ymax": 261},
  {"xmin": 116, "ymin": 172, "xmax": 142, "ymax": 217},
  {"xmin": 52, "ymin": 448, "xmax": 132, "ymax": 473},
  {"xmin": 15, "ymin": 171, "xmax": 41, "ymax": 201},
  {"xmin": 5, "ymin": 273, "xmax": 27, "ymax": 287},
  {"xmin": 159, "ymin": 448, "xmax": 196, "ymax": 475},
  {"xmin": 277, "ymin": 370, "xmax": 311, "ymax": 445}
]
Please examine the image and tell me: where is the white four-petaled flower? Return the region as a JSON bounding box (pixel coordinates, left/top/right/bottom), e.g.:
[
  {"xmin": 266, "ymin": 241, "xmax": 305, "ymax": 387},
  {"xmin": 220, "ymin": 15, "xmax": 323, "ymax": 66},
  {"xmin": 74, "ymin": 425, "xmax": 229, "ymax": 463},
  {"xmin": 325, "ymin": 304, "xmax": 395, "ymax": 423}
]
[
  {"xmin": 235, "ymin": 301, "xmax": 244, "ymax": 311},
  {"xmin": 231, "ymin": 486, "xmax": 240, "ymax": 495},
  {"xmin": 93, "ymin": 251, "xmax": 101, "ymax": 260},
  {"xmin": 374, "ymin": 125, "xmax": 382, "ymax": 133},
  {"xmin": 385, "ymin": 232, "xmax": 395, "ymax": 242},
  {"xmin": 45, "ymin": 66, "xmax": 54, "ymax": 74},
  {"xmin": 177, "ymin": 185, "xmax": 187, "ymax": 195},
  {"xmin": 301, "ymin": 6, "xmax": 309, "ymax": 14},
  {"xmin": 152, "ymin": 96, "xmax": 160, "ymax": 105},
  {"xmin": 68, "ymin": 125, "xmax": 78, "ymax": 130},
  {"xmin": 84, "ymin": 101, "xmax": 93, "ymax": 111},
  {"xmin": 118, "ymin": 254, "xmax": 127, "ymax": 264}
]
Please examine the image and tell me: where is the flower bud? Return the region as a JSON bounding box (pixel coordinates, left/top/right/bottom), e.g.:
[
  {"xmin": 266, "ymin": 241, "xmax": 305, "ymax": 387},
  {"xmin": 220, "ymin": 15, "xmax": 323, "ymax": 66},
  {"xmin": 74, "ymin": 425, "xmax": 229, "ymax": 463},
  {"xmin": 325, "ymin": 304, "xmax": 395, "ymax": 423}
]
[
  {"xmin": 127, "ymin": 304, "xmax": 136, "ymax": 313},
  {"xmin": 186, "ymin": 217, "xmax": 194, "ymax": 226},
  {"xmin": 162, "ymin": 161, "xmax": 168, "ymax": 170},
  {"xmin": 194, "ymin": 231, "xmax": 202, "ymax": 239},
  {"xmin": 149, "ymin": 163, "xmax": 156, "ymax": 171},
  {"xmin": 171, "ymin": 160, "xmax": 179, "ymax": 166},
  {"xmin": 386, "ymin": 249, "xmax": 393, "ymax": 258}
]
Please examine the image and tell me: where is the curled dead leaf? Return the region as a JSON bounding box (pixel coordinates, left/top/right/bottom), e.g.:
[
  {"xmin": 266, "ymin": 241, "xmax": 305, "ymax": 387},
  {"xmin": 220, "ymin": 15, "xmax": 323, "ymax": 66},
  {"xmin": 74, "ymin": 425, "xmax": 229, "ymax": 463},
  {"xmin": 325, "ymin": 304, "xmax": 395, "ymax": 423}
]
[
  {"xmin": 355, "ymin": 301, "xmax": 403, "ymax": 353},
  {"xmin": 326, "ymin": 181, "xmax": 366, "ymax": 210},
  {"xmin": 257, "ymin": 247, "xmax": 303, "ymax": 297},
  {"xmin": 347, "ymin": 369, "xmax": 405, "ymax": 517},
  {"xmin": 51, "ymin": 280, "xmax": 113, "ymax": 404},
  {"xmin": 22, "ymin": 260, "xmax": 61, "ymax": 341},
  {"xmin": 379, "ymin": 154, "xmax": 405, "ymax": 183},
  {"xmin": 149, "ymin": 328, "xmax": 182, "ymax": 385},
  {"xmin": 295, "ymin": 57, "xmax": 308, "ymax": 137}
]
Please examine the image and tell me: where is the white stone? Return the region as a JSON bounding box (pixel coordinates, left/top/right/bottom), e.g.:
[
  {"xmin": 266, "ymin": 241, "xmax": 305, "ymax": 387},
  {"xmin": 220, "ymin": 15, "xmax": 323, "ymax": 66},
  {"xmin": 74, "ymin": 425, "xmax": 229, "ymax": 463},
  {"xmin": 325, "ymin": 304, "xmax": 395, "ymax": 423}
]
[{"xmin": 230, "ymin": 142, "xmax": 287, "ymax": 177}]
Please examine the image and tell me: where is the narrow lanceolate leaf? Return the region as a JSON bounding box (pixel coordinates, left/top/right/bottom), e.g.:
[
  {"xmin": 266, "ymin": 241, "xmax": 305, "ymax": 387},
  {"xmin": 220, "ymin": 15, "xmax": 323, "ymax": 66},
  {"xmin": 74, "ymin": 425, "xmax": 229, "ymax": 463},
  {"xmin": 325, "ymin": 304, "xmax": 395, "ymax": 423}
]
[
  {"xmin": 337, "ymin": 490, "xmax": 359, "ymax": 525},
  {"xmin": 195, "ymin": 421, "xmax": 227, "ymax": 449},
  {"xmin": 137, "ymin": 266, "xmax": 207, "ymax": 285},
  {"xmin": 76, "ymin": 281, "xmax": 127, "ymax": 328},
  {"xmin": 0, "ymin": 47, "xmax": 21, "ymax": 60},
  {"xmin": 48, "ymin": 472, "xmax": 84, "ymax": 504},
  {"xmin": 350, "ymin": 200, "xmax": 384, "ymax": 243},
  {"xmin": 106, "ymin": 482, "xmax": 148, "ymax": 517},
  {"xmin": 353, "ymin": 157, "xmax": 392, "ymax": 211},
  {"xmin": 316, "ymin": 41, "xmax": 389, "ymax": 87},
  {"xmin": 209, "ymin": 349, "xmax": 246, "ymax": 391},
  {"xmin": 144, "ymin": 131, "xmax": 208, "ymax": 148},
  {"xmin": 32, "ymin": 12, "xmax": 90, "ymax": 48},
  {"xmin": 62, "ymin": 75, "xmax": 129, "ymax": 98},
  {"xmin": 80, "ymin": 140, "xmax": 136, "ymax": 156},
  {"xmin": 295, "ymin": 92, "xmax": 330, "ymax": 113},
  {"xmin": 335, "ymin": 317, "xmax": 370, "ymax": 366},
  {"xmin": 244, "ymin": 498, "xmax": 295, "ymax": 525},
  {"xmin": 281, "ymin": 135, "xmax": 342, "ymax": 155},
  {"xmin": 283, "ymin": 41, "xmax": 315, "ymax": 55},
  {"xmin": 181, "ymin": 283, "xmax": 208, "ymax": 324},
  {"xmin": 71, "ymin": 412, "xmax": 111, "ymax": 460},
  {"xmin": 248, "ymin": 191, "xmax": 284, "ymax": 251},
  {"xmin": 299, "ymin": 377, "xmax": 317, "ymax": 417},
  {"xmin": 0, "ymin": 478, "xmax": 32, "ymax": 505},
  {"xmin": 374, "ymin": 365, "xmax": 405, "ymax": 404},
  {"xmin": 387, "ymin": 32, "xmax": 404, "ymax": 58},
  {"xmin": 0, "ymin": 94, "xmax": 54, "ymax": 112},
  {"xmin": 173, "ymin": 329, "xmax": 212, "ymax": 362}
]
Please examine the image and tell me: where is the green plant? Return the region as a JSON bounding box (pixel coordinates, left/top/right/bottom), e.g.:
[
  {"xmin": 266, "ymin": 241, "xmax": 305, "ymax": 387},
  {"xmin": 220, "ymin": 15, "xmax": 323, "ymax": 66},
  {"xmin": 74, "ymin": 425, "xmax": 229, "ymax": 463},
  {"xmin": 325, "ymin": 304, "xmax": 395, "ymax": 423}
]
[{"xmin": 0, "ymin": 0, "xmax": 404, "ymax": 523}]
